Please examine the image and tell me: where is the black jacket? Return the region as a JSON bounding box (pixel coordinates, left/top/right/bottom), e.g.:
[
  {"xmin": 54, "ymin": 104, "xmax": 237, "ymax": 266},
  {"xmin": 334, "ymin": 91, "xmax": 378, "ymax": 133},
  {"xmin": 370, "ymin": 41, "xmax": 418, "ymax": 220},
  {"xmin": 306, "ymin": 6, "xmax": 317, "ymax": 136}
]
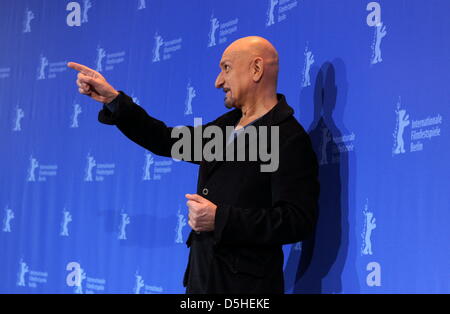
[{"xmin": 98, "ymin": 92, "xmax": 319, "ymax": 294}]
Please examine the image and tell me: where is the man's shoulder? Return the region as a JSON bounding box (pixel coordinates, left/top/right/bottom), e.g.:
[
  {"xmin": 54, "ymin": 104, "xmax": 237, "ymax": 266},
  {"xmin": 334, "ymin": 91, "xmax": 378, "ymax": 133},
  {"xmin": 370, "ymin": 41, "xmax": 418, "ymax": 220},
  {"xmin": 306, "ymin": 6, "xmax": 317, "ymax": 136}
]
[{"xmin": 279, "ymin": 114, "xmax": 309, "ymax": 140}]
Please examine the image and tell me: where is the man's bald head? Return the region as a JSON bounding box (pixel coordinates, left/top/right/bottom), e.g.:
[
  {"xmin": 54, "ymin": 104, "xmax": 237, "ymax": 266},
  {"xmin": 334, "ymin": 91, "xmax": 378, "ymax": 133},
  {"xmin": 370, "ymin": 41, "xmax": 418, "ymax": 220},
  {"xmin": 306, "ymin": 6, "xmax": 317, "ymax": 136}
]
[
  {"xmin": 223, "ymin": 36, "xmax": 279, "ymax": 67},
  {"xmin": 215, "ymin": 36, "xmax": 279, "ymax": 109}
]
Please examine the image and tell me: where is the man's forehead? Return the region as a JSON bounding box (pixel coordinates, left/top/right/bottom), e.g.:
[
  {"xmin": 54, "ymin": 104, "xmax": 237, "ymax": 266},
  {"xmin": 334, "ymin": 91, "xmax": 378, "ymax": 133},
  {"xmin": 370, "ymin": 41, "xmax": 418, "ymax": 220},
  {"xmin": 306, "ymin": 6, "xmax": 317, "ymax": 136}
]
[{"xmin": 219, "ymin": 51, "xmax": 241, "ymax": 65}]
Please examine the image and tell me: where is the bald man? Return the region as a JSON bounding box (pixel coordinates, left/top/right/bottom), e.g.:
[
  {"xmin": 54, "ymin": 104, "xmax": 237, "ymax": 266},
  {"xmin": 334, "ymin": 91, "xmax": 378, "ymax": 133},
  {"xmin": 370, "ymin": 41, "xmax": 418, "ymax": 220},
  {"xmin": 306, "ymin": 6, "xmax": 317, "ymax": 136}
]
[{"xmin": 68, "ymin": 36, "xmax": 319, "ymax": 294}]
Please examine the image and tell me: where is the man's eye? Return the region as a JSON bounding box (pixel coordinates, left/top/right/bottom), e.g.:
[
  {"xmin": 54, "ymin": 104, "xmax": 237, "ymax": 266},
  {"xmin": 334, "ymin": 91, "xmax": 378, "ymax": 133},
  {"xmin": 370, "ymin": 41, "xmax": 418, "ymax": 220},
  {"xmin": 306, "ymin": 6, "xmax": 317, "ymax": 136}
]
[{"xmin": 224, "ymin": 65, "xmax": 230, "ymax": 71}]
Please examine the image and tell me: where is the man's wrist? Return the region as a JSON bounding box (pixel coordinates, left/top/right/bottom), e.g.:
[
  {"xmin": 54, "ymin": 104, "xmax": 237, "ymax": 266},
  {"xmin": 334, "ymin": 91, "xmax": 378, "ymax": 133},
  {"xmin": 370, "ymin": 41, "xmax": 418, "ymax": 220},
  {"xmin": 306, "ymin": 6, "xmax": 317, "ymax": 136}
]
[
  {"xmin": 105, "ymin": 90, "xmax": 120, "ymax": 104},
  {"xmin": 103, "ymin": 90, "xmax": 121, "ymax": 113}
]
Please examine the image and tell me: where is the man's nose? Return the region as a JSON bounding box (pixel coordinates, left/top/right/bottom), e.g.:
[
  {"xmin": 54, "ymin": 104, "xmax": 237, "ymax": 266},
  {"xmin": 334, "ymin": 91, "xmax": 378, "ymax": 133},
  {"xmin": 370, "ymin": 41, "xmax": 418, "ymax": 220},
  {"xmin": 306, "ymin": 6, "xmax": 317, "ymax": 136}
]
[{"xmin": 215, "ymin": 72, "xmax": 224, "ymax": 89}]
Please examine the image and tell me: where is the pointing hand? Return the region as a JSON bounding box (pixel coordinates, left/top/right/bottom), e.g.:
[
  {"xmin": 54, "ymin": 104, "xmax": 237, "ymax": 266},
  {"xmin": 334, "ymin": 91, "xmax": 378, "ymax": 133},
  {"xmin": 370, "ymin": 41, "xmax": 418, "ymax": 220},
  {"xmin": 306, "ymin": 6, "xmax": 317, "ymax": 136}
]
[{"xmin": 67, "ymin": 62, "xmax": 119, "ymax": 104}]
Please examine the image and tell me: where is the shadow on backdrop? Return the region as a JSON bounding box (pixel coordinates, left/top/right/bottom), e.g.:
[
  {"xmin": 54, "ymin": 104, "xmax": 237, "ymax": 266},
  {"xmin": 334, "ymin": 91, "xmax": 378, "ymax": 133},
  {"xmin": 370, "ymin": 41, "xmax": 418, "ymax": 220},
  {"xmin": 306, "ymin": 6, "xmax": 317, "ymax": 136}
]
[{"xmin": 284, "ymin": 60, "xmax": 358, "ymax": 294}]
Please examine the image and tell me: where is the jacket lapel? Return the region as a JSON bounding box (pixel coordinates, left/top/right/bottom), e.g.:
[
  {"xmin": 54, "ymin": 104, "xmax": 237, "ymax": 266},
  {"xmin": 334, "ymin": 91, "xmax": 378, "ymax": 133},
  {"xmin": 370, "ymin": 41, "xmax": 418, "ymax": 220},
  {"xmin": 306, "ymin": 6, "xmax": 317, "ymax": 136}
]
[{"xmin": 200, "ymin": 109, "xmax": 241, "ymax": 179}]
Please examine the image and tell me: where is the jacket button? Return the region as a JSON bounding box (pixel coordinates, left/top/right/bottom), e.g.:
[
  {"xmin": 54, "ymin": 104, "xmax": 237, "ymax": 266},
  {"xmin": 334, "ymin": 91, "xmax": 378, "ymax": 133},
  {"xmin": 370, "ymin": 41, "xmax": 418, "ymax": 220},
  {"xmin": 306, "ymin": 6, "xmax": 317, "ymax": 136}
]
[{"xmin": 202, "ymin": 188, "xmax": 209, "ymax": 196}]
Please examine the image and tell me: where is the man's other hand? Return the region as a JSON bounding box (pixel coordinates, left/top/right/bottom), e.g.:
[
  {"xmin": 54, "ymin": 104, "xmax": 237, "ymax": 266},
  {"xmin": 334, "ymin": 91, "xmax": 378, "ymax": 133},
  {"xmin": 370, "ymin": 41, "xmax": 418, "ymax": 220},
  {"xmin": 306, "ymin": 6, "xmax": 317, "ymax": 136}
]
[{"xmin": 186, "ymin": 194, "xmax": 217, "ymax": 232}]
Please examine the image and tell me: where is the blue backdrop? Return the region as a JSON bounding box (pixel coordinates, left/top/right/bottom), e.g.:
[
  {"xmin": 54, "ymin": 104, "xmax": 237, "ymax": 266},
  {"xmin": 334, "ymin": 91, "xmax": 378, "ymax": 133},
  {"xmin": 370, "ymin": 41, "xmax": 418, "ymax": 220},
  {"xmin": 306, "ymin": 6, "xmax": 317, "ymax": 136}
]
[{"xmin": 0, "ymin": 0, "xmax": 449, "ymax": 294}]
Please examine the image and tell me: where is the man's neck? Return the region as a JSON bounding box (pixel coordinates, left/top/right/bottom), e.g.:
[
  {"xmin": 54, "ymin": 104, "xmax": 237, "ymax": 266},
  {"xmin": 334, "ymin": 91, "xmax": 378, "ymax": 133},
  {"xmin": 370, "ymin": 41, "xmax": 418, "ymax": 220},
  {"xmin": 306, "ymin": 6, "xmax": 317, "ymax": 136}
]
[{"xmin": 237, "ymin": 93, "xmax": 278, "ymax": 128}]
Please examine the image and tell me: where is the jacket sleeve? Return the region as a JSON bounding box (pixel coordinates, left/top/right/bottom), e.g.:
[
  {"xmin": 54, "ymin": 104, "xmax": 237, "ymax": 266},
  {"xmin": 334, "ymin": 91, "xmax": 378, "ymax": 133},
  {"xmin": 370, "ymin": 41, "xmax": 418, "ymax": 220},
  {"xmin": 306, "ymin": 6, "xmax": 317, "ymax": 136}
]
[
  {"xmin": 98, "ymin": 91, "xmax": 205, "ymax": 164},
  {"xmin": 213, "ymin": 131, "xmax": 319, "ymax": 246}
]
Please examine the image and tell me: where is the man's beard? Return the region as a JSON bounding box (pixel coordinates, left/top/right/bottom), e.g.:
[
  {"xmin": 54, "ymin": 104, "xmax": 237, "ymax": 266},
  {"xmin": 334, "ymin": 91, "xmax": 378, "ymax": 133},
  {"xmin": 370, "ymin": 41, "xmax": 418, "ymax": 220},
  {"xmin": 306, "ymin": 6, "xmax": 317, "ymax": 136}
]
[
  {"xmin": 224, "ymin": 102, "xmax": 233, "ymax": 109},
  {"xmin": 224, "ymin": 95, "xmax": 235, "ymax": 109}
]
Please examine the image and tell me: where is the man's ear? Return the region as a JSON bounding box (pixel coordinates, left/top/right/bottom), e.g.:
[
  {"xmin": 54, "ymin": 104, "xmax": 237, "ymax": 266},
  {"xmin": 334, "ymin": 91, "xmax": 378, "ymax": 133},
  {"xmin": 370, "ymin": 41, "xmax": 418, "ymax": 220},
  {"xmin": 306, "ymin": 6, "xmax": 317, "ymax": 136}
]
[{"xmin": 252, "ymin": 57, "xmax": 264, "ymax": 82}]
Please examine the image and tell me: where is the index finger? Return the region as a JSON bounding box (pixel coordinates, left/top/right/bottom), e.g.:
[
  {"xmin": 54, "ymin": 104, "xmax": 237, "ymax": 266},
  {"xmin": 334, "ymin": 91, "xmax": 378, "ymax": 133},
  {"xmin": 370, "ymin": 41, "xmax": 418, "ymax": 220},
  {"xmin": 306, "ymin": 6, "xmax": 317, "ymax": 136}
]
[{"xmin": 67, "ymin": 62, "xmax": 95, "ymax": 75}]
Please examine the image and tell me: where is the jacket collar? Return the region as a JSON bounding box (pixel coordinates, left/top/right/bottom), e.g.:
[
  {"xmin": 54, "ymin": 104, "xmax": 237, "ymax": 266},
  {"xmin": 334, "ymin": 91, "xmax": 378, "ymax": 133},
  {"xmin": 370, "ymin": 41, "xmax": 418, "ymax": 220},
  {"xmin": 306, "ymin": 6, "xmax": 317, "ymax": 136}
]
[{"xmin": 217, "ymin": 93, "xmax": 294, "ymax": 128}]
